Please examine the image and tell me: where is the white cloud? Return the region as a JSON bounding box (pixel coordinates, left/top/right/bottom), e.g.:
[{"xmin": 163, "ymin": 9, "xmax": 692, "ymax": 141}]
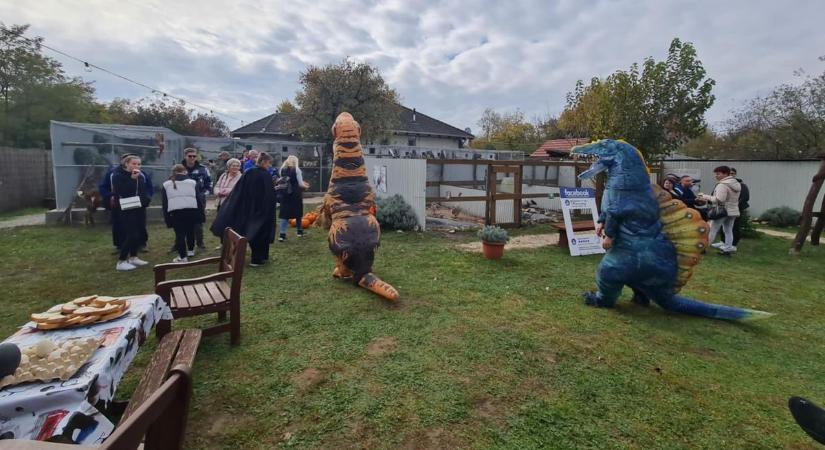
[{"xmin": 1, "ymin": 0, "xmax": 823, "ymax": 135}]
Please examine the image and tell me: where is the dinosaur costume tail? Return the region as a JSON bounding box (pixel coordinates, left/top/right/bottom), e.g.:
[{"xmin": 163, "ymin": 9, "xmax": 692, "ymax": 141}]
[{"xmin": 665, "ymin": 294, "xmax": 774, "ymax": 321}]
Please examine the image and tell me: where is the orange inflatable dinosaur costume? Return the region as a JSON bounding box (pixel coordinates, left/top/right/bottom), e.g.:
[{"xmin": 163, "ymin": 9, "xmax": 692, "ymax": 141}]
[{"xmin": 322, "ymin": 112, "xmax": 399, "ymax": 301}]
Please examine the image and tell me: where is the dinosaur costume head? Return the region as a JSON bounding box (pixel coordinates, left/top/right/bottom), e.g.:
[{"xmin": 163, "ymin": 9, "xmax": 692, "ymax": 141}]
[
  {"xmin": 330, "ymin": 112, "xmax": 367, "ymax": 180},
  {"xmin": 572, "ymin": 139, "xmax": 650, "ymax": 190}
]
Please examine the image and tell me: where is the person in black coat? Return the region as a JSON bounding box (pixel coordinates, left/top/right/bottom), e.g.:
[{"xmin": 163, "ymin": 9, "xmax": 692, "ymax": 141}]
[
  {"xmin": 111, "ymin": 155, "xmax": 152, "ymax": 271},
  {"xmin": 277, "ymin": 155, "xmax": 310, "ymax": 241},
  {"xmin": 210, "ymin": 152, "xmax": 277, "ymax": 266},
  {"xmin": 725, "ymin": 167, "xmax": 750, "ymax": 249},
  {"xmin": 182, "ymin": 148, "xmax": 211, "ymax": 249}
]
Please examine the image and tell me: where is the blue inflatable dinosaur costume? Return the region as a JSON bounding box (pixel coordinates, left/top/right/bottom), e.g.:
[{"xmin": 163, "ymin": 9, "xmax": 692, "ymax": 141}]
[{"xmin": 572, "ymin": 139, "xmax": 772, "ymax": 321}]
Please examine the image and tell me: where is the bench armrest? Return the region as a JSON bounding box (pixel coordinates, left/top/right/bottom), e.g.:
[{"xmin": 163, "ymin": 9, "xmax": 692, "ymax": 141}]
[
  {"xmin": 154, "ymin": 257, "xmax": 221, "ymax": 283},
  {"xmin": 154, "ymin": 271, "xmax": 234, "ymax": 299}
]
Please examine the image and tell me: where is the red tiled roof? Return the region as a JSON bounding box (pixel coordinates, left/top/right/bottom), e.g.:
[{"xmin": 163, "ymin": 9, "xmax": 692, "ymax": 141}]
[{"xmin": 529, "ymin": 138, "xmax": 590, "ymax": 158}]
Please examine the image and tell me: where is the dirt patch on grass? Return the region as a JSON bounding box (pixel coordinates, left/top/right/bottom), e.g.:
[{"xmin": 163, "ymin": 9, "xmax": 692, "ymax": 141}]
[
  {"xmin": 473, "ymin": 396, "xmax": 506, "ymax": 421},
  {"xmin": 365, "ymin": 336, "xmax": 398, "ymax": 357},
  {"xmin": 292, "ymin": 367, "xmax": 325, "ymax": 391},
  {"xmin": 205, "ymin": 412, "xmax": 255, "ymax": 437},
  {"xmin": 455, "ymin": 233, "xmax": 559, "ymax": 252},
  {"xmin": 401, "ymin": 427, "xmax": 464, "ymax": 450}
]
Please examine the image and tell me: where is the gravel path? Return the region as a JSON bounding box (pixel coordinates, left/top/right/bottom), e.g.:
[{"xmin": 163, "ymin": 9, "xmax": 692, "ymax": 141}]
[{"xmin": 0, "ymin": 214, "xmax": 45, "ymax": 230}]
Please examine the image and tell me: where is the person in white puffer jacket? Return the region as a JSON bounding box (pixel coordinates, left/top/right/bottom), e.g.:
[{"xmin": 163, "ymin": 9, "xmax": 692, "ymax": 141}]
[
  {"xmin": 699, "ymin": 165, "xmax": 741, "ymax": 255},
  {"xmin": 162, "ymin": 164, "xmax": 202, "ymax": 262}
]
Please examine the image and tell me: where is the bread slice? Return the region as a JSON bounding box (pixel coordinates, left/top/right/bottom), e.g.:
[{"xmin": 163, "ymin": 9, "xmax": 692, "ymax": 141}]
[{"xmin": 31, "ymin": 313, "xmax": 69, "ymax": 324}]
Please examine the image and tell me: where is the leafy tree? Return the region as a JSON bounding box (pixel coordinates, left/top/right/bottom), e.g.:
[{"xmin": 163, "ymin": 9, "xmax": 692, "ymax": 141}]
[
  {"xmin": 276, "ymin": 100, "xmax": 297, "ymax": 114},
  {"xmin": 725, "ymin": 63, "xmax": 825, "ymax": 159},
  {"xmin": 472, "ymin": 108, "xmax": 541, "ymax": 151},
  {"xmin": 559, "ymin": 38, "xmax": 715, "ymax": 160},
  {"xmin": 294, "ymin": 58, "xmax": 400, "ymax": 143},
  {"xmin": 103, "ymin": 97, "xmax": 229, "ymax": 137},
  {"xmin": 0, "ymin": 23, "xmax": 105, "ymax": 147}
]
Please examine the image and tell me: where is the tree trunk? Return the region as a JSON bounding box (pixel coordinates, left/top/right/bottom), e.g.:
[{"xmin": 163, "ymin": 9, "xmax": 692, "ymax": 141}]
[
  {"xmin": 810, "ymin": 190, "xmax": 825, "ymax": 245},
  {"xmin": 790, "ymin": 158, "xmax": 825, "ymax": 255}
]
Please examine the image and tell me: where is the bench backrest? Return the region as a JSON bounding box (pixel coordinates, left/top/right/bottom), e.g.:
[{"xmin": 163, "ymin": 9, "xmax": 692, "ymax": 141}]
[
  {"xmin": 114, "ymin": 329, "xmax": 201, "ymax": 450},
  {"xmin": 101, "ymin": 365, "xmax": 192, "ymax": 450},
  {"xmin": 219, "ymin": 227, "xmax": 246, "ymax": 296}
]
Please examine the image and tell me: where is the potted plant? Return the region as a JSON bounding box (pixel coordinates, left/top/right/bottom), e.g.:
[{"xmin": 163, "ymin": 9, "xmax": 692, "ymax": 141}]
[{"xmin": 477, "ymin": 225, "xmax": 509, "ymax": 260}]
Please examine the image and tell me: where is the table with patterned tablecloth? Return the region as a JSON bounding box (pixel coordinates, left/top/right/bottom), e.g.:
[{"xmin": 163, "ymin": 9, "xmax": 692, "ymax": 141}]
[{"xmin": 0, "ymin": 294, "xmax": 172, "ymax": 445}]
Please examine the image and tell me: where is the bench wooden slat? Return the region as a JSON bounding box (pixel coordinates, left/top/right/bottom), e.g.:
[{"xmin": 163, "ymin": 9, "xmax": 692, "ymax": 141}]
[
  {"xmin": 170, "ymin": 286, "xmax": 187, "ymax": 309},
  {"xmin": 194, "ymin": 283, "xmax": 214, "ymax": 306},
  {"xmin": 183, "ymin": 285, "xmax": 201, "ymax": 308},
  {"xmin": 204, "ymin": 282, "xmax": 226, "ymax": 303},
  {"xmin": 216, "ymin": 280, "xmax": 230, "ymax": 298},
  {"xmin": 172, "ymin": 329, "xmax": 202, "ymax": 370},
  {"xmin": 121, "ymin": 330, "xmax": 184, "ymax": 422}
]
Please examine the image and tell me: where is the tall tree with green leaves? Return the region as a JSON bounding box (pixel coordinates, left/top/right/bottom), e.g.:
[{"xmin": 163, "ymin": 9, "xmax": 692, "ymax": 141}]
[
  {"xmin": 725, "ymin": 61, "xmax": 825, "ymax": 159},
  {"xmin": 559, "ymin": 38, "xmax": 715, "ymax": 160},
  {"xmin": 294, "ymin": 59, "xmax": 400, "ymax": 143},
  {"xmin": 0, "ymin": 23, "xmax": 104, "ymax": 147}
]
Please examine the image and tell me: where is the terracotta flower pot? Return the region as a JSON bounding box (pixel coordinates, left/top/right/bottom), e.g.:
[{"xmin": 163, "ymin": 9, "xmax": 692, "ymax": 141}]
[{"xmin": 481, "ymin": 241, "xmax": 505, "ymax": 260}]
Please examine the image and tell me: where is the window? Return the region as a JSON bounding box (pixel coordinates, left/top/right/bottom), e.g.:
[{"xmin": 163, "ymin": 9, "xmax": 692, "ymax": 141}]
[
  {"xmin": 369, "ymin": 147, "xmax": 376, "ymax": 155},
  {"xmin": 282, "ymin": 146, "xmax": 288, "ymax": 153},
  {"xmin": 407, "ymin": 137, "xmax": 416, "ymax": 146}
]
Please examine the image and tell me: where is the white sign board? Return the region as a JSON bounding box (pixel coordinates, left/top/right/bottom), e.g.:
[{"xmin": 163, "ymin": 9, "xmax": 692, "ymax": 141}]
[
  {"xmin": 372, "ymin": 165, "xmax": 387, "ymax": 193},
  {"xmin": 560, "ymin": 187, "xmax": 605, "ymax": 256}
]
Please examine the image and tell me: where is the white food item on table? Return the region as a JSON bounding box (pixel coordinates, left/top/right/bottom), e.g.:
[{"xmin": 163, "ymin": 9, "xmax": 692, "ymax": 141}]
[{"xmin": 34, "ymin": 340, "xmax": 56, "ymax": 358}]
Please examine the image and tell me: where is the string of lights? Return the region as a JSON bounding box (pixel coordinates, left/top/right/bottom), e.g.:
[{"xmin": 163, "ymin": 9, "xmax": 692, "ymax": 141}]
[{"xmin": 5, "ymin": 26, "xmax": 245, "ymax": 126}]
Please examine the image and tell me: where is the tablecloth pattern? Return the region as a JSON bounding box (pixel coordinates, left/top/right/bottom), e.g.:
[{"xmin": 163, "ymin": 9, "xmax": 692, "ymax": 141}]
[{"xmin": 0, "ymin": 295, "xmax": 172, "ymax": 445}]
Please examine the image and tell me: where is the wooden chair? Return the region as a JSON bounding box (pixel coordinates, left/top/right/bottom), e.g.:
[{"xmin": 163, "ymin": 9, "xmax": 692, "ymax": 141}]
[
  {"xmin": 154, "ymin": 227, "xmax": 247, "ymax": 345},
  {"xmin": 4, "ymin": 329, "xmax": 201, "ymax": 450}
]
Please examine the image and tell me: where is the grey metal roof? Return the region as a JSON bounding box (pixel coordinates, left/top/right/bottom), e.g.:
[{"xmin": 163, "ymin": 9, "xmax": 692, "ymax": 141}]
[
  {"xmin": 232, "ymin": 105, "xmax": 474, "ymax": 140},
  {"xmin": 51, "ymin": 121, "xmax": 178, "ymax": 139}
]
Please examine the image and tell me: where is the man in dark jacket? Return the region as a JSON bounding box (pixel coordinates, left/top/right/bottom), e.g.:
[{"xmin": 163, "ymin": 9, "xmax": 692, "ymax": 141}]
[
  {"xmin": 725, "ymin": 167, "xmax": 750, "ymax": 250},
  {"xmin": 673, "ymin": 175, "xmax": 697, "ymax": 208},
  {"xmin": 182, "ymin": 148, "xmax": 211, "ymax": 249}
]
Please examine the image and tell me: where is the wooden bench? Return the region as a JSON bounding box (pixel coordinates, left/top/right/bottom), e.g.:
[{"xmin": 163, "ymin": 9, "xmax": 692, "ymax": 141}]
[
  {"xmin": 154, "ymin": 227, "xmax": 247, "ymax": 345},
  {"xmin": 3, "ymin": 329, "xmax": 201, "ymax": 450},
  {"xmin": 551, "ymin": 221, "xmax": 597, "ymax": 249}
]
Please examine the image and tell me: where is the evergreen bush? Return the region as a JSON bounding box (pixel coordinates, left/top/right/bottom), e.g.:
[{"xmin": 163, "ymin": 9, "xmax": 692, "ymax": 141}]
[
  {"xmin": 375, "ymin": 195, "xmax": 418, "ymax": 231},
  {"xmin": 739, "ymin": 209, "xmax": 760, "ymax": 238},
  {"xmin": 759, "ymin": 206, "xmax": 801, "ymax": 228},
  {"xmin": 477, "ymin": 225, "xmax": 509, "ymax": 243}
]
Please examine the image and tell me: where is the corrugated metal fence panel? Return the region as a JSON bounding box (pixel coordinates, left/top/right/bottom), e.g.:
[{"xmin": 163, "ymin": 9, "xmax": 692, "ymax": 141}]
[
  {"xmin": 365, "ymin": 157, "xmax": 427, "ymax": 230},
  {"xmin": 664, "ymin": 160, "xmax": 824, "ymax": 217},
  {"xmin": 0, "ymin": 147, "xmax": 54, "ymax": 212}
]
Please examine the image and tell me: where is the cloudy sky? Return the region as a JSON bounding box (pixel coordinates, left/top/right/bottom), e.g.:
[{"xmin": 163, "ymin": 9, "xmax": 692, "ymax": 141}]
[{"xmin": 2, "ymin": 0, "xmax": 823, "ymax": 134}]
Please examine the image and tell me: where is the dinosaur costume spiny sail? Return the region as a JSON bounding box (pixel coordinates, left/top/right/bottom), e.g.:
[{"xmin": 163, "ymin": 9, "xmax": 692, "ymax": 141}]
[
  {"xmin": 572, "ymin": 139, "xmax": 772, "ymax": 321},
  {"xmin": 322, "ymin": 112, "xmax": 399, "ymax": 301}
]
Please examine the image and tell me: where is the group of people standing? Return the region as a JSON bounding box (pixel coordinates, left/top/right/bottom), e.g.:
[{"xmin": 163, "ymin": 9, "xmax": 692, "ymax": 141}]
[
  {"xmin": 660, "ymin": 166, "xmax": 750, "ymax": 255},
  {"xmin": 101, "ymin": 147, "xmax": 308, "ymax": 271}
]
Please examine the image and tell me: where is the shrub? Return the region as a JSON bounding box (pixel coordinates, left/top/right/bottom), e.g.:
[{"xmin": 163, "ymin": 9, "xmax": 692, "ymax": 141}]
[
  {"xmin": 375, "ymin": 195, "xmax": 418, "ymax": 231},
  {"xmin": 759, "ymin": 206, "xmax": 801, "ymax": 228},
  {"xmin": 477, "ymin": 225, "xmax": 509, "ymax": 243},
  {"xmin": 739, "ymin": 209, "xmax": 760, "ymax": 239}
]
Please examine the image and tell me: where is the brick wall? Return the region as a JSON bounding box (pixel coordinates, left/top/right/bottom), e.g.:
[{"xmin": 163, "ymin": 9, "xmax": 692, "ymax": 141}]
[{"xmin": 0, "ymin": 147, "xmax": 55, "ymax": 212}]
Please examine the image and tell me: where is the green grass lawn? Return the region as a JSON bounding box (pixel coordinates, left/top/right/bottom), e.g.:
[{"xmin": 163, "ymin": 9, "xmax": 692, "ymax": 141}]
[{"xmin": 1, "ymin": 220, "xmax": 824, "ymax": 449}]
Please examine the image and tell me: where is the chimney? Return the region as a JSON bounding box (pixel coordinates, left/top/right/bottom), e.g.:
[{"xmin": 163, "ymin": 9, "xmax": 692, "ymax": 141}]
[{"xmin": 412, "ymin": 108, "xmax": 416, "ymax": 122}]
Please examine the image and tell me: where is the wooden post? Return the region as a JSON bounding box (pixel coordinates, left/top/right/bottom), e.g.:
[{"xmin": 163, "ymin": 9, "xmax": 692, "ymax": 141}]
[
  {"xmin": 485, "ymin": 164, "xmax": 494, "ymax": 225},
  {"xmin": 514, "ymin": 165, "xmax": 523, "ymax": 227},
  {"xmin": 810, "ymin": 197, "xmax": 825, "ymax": 245},
  {"xmin": 791, "ymin": 158, "xmax": 825, "ymax": 255}
]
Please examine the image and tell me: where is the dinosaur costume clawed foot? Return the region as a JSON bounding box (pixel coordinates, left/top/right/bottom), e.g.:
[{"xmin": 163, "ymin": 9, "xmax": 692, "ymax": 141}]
[
  {"xmin": 572, "ymin": 139, "xmax": 773, "ymax": 322},
  {"xmin": 322, "ymin": 112, "xmax": 399, "ymax": 302}
]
